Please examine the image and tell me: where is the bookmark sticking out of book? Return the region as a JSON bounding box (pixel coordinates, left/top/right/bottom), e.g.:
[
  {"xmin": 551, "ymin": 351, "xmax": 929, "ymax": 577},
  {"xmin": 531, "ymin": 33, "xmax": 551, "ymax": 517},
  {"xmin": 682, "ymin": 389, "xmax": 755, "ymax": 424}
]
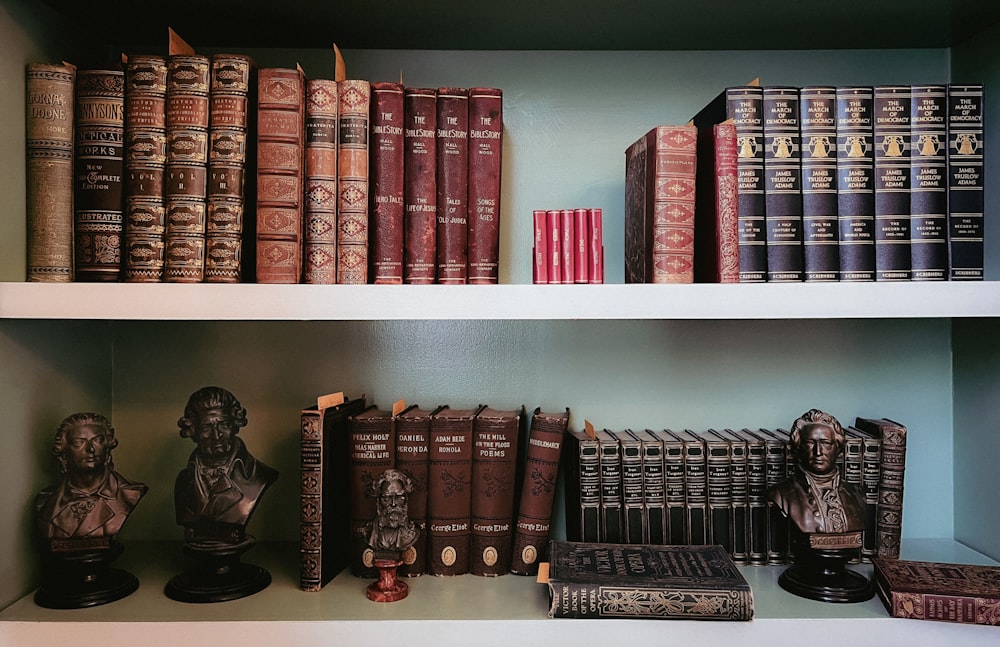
[
  {"xmin": 317, "ymin": 391, "xmax": 346, "ymax": 410},
  {"xmin": 536, "ymin": 561, "xmax": 550, "ymax": 584},
  {"xmin": 392, "ymin": 399, "xmax": 407, "ymax": 416},
  {"xmin": 584, "ymin": 419, "xmax": 596, "ymax": 440},
  {"xmin": 168, "ymin": 27, "xmax": 196, "ymax": 55},
  {"xmin": 333, "ymin": 44, "xmax": 346, "ymax": 82}
]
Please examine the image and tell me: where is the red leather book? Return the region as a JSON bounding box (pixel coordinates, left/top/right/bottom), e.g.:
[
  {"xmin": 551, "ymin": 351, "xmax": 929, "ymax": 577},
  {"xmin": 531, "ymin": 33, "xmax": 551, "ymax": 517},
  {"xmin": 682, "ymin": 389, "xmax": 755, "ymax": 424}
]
[
  {"xmin": 74, "ymin": 67, "xmax": 126, "ymax": 282},
  {"xmin": 395, "ymin": 405, "xmax": 432, "ymax": 576},
  {"xmin": 336, "ymin": 79, "xmax": 371, "ymax": 284},
  {"xmin": 510, "ymin": 407, "xmax": 567, "ymax": 575},
  {"xmin": 370, "ymin": 81, "xmax": 405, "ymax": 284},
  {"xmin": 205, "ymin": 54, "xmax": 253, "ymax": 283},
  {"xmin": 256, "ymin": 66, "xmax": 306, "ymax": 283},
  {"xmin": 546, "ymin": 209, "xmax": 562, "ymax": 283},
  {"xmin": 303, "ymin": 79, "xmax": 339, "ymax": 284},
  {"xmin": 532, "ymin": 209, "xmax": 548, "ymax": 284},
  {"xmin": 403, "ymin": 87, "xmax": 437, "ymax": 284},
  {"xmin": 588, "ymin": 208, "xmax": 603, "ymax": 283},
  {"xmin": 428, "ymin": 405, "xmax": 478, "ymax": 575},
  {"xmin": 347, "ymin": 405, "xmax": 395, "ymax": 577},
  {"xmin": 470, "ymin": 406, "xmax": 522, "ymax": 576},
  {"xmin": 573, "ymin": 208, "xmax": 588, "ymax": 283},
  {"xmin": 163, "ymin": 55, "xmax": 211, "ymax": 283},
  {"xmin": 624, "ymin": 124, "xmax": 698, "ymax": 283},
  {"xmin": 435, "ymin": 87, "xmax": 470, "ymax": 284},
  {"xmin": 123, "ymin": 55, "xmax": 167, "ymax": 282},
  {"xmin": 560, "ymin": 209, "xmax": 574, "ymax": 284},
  {"xmin": 694, "ymin": 120, "xmax": 740, "ymax": 283},
  {"xmin": 467, "ymin": 87, "xmax": 503, "ymax": 284}
]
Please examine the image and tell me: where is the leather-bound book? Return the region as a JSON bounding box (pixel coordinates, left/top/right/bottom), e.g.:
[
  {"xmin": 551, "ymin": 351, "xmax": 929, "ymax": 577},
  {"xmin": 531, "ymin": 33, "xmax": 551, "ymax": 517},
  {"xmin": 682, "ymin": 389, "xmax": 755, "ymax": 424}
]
[
  {"xmin": 594, "ymin": 429, "xmax": 623, "ymax": 543},
  {"xmin": 163, "ymin": 55, "xmax": 210, "ymax": 282},
  {"xmin": 395, "ymin": 405, "xmax": 432, "ymax": 576},
  {"xmin": 25, "ymin": 62, "xmax": 75, "ymax": 282},
  {"xmin": 427, "ymin": 406, "xmax": 477, "ymax": 575},
  {"xmin": 947, "ymin": 83, "xmax": 985, "ymax": 281},
  {"xmin": 467, "ymin": 87, "xmax": 503, "ymax": 284},
  {"xmin": 718, "ymin": 429, "xmax": 749, "ymax": 565},
  {"xmin": 752, "ymin": 428, "xmax": 789, "ymax": 564},
  {"xmin": 510, "ymin": 407, "xmax": 567, "ymax": 575},
  {"xmin": 611, "ymin": 430, "xmax": 643, "ymax": 544},
  {"xmin": 799, "ymin": 86, "xmax": 840, "ymax": 282},
  {"xmin": 123, "ymin": 55, "xmax": 167, "ymax": 283},
  {"xmin": 855, "ymin": 417, "xmax": 907, "ymax": 559},
  {"xmin": 303, "ymin": 79, "xmax": 339, "ymax": 284},
  {"xmin": 694, "ymin": 120, "xmax": 739, "ymax": 283},
  {"xmin": 651, "ymin": 429, "xmax": 686, "ymax": 545},
  {"xmin": 573, "ymin": 208, "xmax": 588, "ymax": 283},
  {"xmin": 369, "ymin": 81, "xmax": 405, "ymax": 284},
  {"xmin": 671, "ymin": 429, "xmax": 707, "ymax": 545},
  {"xmin": 470, "ymin": 407, "xmax": 521, "ymax": 576},
  {"xmin": 531, "ymin": 209, "xmax": 548, "ymax": 284},
  {"xmin": 205, "ymin": 54, "xmax": 253, "ymax": 283},
  {"xmin": 873, "ymin": 558, "xmax": 1000, "ymax": 626},
  {"xmin": 735, "ymin": 428, "xmax": 767, "ymax": 566},
  {"xmin": 256, "ymin": 66, "xmax": 306, "ymax": 283},
  {"xmin": 562, "ymin": 427, "xmax": 600, "ymax": 543},
  {"xmin": 627, "ymin": 430, "xmax": 664, "ymax": 545},
  {"xmin": 909, "ymin": 85, "xmax": 948, "ymax": 281},
  {"xmin": 299, "ymin": 393, "xmax": 367, "ymax": 591},
  {"xmin": 336, "ymin": 79, "xmax": 371, "ymax": 284},
  {"xmin": 435, "ymin": 87, "xmax": 470, "ymax": 283},
  {"xmin": 347, "ymin": 405, "xmax": 395, "ymax": 577},
  {"xmin": 836, "ymin": 86, "xmax": 876, "ymax": 282},
  {"xmin": 762, "ymin": 86, "xmax": 804, "ymax": 281},
  {"xmin": 703, "ymin": 429, "xmax": 734, "ymax": 556},
  {"xmin": 402, "ymin": 87, "xmax": 437, "ymax": 283},
  {"xmin": 873, "ymin": 85, "xmax": 912, "ymax": 281},
  {"xmin": 588, "ymin": 207, "xmax": 604, "ymax": 283},
  {"xmin": 848, "ymin": 425, "xmax": 881, "ymax": 562},
  {"xmin": 74, "ymin": 67, "xmax": 125, "ymax": 282},
  {"xmin": 624, "ymin": 124, "xmax": 697, "ymax": 283}
]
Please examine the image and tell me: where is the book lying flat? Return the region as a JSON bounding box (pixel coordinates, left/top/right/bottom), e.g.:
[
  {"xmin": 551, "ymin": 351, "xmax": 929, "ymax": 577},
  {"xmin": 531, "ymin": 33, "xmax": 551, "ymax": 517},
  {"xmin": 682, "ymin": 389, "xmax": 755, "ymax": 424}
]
[{"xmin": 873, "ymin": 557, "xmax": 1000, "ymax": 625}]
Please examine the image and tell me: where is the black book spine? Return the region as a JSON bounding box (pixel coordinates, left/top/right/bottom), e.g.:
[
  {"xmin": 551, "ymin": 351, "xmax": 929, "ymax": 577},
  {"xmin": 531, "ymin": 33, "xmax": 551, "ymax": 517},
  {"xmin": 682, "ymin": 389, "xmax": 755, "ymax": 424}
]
[
  {"xmin": 854, "ymin": 427, "xmax": 882, "ymax": 562},
  {"xmin": 722, "ymin": 430, "xmax": 749, "ymax": 565},
  {"xmin": 596, "ymin": 430, "xmax": 623, "ymax": 543},
  {"xmin": 836, "ymin": 86, "xmax": 876, "ymax": 281},
  {"xmin": 704, "ymin": 430, "xmax": 734, "ymax": 555},
  {"xmin": 947, "ymin": 83, "xmax": 985, "ymax": 280},
  {"xmin": 741, "ymin": 430, "xmax": 768, "ymax": 566},
  {"xmin": 726, "ymin": 86, "xmax": 767, "ymax": 282},
  {"xmin": 763, "ymin": 86, "xmax": 804, "ymax": 281},
  {"xmin": 633, "ymin": 430, "xmax": 665, "ymax": 545},
  {"xmin": 800, "ymin": 86, "xmax": 839, "ymax": 282},
  {"xmin": 676, "ymin": 430, "xmax": 708, "ymax": 545},
  {"xmin": 910, "ymin": 85, "xmax": 948, "ymax": 280},
  {"xmin": 656, "ymin": 430, "xmax": 686, "ymax": 545},
  {"xmin": 759, "ymin": 429, "xmax": 789, "ymax": 564},
  {"xmin": 614, "ymin": 431, "xmax": 644, "ymax": 544},
  {"xmin": 873, "ymin": 85, "xmax": 912, "ymax": 281}
]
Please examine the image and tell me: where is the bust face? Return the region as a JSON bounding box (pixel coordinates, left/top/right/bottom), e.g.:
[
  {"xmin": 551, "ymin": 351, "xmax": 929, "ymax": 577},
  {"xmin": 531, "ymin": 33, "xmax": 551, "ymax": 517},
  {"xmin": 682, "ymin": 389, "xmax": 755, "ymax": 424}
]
[
  {"xmin": 193, "ymin": 407, "xmax": 236, "ymax": 461},
  {"xmin": 65, "ymin": 423, "xmax": 109, "ymax": 476},
  {"xmin": 798, "ymin": 423, "xmax": 839, "ymax": 475},
  {"xmin": 378, "ymin": 478, "xmax": 409, "ymax": 529}
]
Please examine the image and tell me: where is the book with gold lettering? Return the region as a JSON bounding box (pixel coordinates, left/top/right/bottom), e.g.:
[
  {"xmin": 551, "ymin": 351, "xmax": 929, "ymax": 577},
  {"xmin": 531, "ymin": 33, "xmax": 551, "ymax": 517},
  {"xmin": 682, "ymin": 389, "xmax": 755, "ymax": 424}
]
[
  {"xmin": 470, "ymin": 406, "xmax": 522, "ymax": 576},
  {"xmin": 436, "ymin": 88, "xmax": 470, "ymax": 284},
  {"xmin": 873, "ymin": 85, "xmax": 912, "ymax": 281},
  {"xmin": 403, "ymin": 87, "xmax": 438, "ymax": 283},
  {"xmin": 370, "ymin": 81, "xmax": 405, "ymax": 284},
  {"xmin": 947, "ymin": 83, "xmax": 985, "ymax": 281},
  {"xmin": 395, "ymin": 405, "xmax": 432, "ymax": 576},
  {"xmin": 763, "ymin": 86, "xmax": 804, "ymax": 281},
  {"xmin": 909, "ymin": 85, "xmax": 948, "ymax": 281},
  {"xmin": 347, "ymin": 405, "xmax": 395, "ymax": 577},
  {"xmin": 800, "ymin": 85, "xmax": 840, "ymax": 281},
  {"xmin": 427, "ymin": 405, "xmax": 479, "ymax": 575},
  {"xmin": 467, "ymin": 87, "xmax": 503, "ymax": 284},
  {"xmin": 873, "ymin": 558, "xmax": 1000, "ymax": 625},
  {"xmin": 337, "ymin": 79, "xmax": 371, "ymax": 284},
  {"xmin": 303, "ymin": 78, "xmax": 339, "ymax": 284},
  {"xmin": 836, "ymin": 86, "xmax": 876, "ymax": 281}
]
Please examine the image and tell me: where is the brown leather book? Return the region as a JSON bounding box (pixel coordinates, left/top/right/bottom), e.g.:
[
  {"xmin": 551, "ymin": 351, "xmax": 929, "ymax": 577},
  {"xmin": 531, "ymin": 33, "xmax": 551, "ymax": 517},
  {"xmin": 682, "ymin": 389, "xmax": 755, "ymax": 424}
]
[
  {"xmin": 74, "ymin": 67, "xmax": 125, "ymax": 282},
  {"xmin": 435, "ymin": 87, "xmax": 470, "ymax": 284},
  {"xmin": 467, "ymin": 88, "xmax": 503, "ymax": 284},
  {"xmin": 256, "ymin": 66, "xmax": 306, "ymax": 283},
  {"xmin": 403, "ymin": 87, "xmax": 437, "ymax": 283},
  {"xmin": 347, "ymin": 405, "xmax": 395, "ymax": 577},
  {"xmin": 370, "ymin": 81, "xmax": 405, "ymax": 284},
  {"xmin": 428, "ymin": 405, "xmax": 478, "ymax": 575},
  {"xmin": 336, "ymin": 79, "xmax": 371, "ymax": 284},
  {"xmin": 26, "ymin": 62, "xmax": 75, "ymax": 282},
  {"xmin": 163, "ymin": 54, "xmax": 211, "ymax": 283},
  {"xmin": 205, "ymin": 54, "xmax": 253, "ymax": 283},
  {"xmin": 303, "ymin": 79, "xmax": 339, "ymax": 284},
  {"xmin": 395, "ymin": 405, "xmax": 432, "ymax": 576},
  {"xmin": 470, "ymin": 406, "xmax": 522, "ymax": 576},
  {"xmin": 510, "ymin": 407, "xmax": 567, "ymax": 576}
]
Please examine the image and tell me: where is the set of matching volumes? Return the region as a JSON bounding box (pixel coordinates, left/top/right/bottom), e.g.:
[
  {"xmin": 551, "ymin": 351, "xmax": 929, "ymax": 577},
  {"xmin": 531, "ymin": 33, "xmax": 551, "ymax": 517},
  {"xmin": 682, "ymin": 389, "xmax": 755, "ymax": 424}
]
[
  {"xmin": 873, "ymin": 557, "xmax": 1000, "ymax": 626},
  {"xmin": 299, "ymin": 394, "xmax": 568, "ymax": 590},
  {"xmin": 563, "ymin": 417, "xmax": 906, "ymax": 567},
  {"xmin": 690, "ymin": 81, "xmax": 986, "ymax": 282},
  {"xmin": 531, "ymin": 208, "xmax": 604, "ymax": 284}
]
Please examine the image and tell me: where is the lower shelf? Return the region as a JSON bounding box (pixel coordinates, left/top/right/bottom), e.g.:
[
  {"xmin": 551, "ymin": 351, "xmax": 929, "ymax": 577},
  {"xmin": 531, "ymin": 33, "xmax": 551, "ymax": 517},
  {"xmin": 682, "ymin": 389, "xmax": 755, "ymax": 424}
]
[{"xmin": 1, "ymin": 539, "xmax": 996, "ymax": 645}]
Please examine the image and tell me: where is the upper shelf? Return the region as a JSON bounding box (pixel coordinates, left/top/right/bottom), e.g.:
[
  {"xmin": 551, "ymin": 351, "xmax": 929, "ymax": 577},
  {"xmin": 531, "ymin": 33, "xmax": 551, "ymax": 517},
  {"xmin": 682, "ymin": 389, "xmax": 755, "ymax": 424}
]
[
  {"xmin": 37, "ymin": 0, "xmax": 1000, "ymax": 52},
  {"xmin": 2, "ymin": 282, "xmax": 999, "ymax": 321}
]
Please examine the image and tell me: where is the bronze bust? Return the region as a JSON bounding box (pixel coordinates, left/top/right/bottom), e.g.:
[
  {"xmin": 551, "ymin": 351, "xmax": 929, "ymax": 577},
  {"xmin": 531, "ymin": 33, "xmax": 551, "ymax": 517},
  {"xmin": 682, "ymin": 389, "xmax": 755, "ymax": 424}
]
[{"xmin": 362, "ymin": 468, "xmax": 419, "ymax": 555}]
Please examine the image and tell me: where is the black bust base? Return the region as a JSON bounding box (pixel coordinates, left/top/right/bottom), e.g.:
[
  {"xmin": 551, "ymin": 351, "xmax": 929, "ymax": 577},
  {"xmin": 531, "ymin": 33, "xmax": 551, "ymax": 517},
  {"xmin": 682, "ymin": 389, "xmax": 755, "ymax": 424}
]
[
  {"xmin": 35, "ymin": 542, "xmax": 139, "ymax": 609},
  {"xmin": 165, "ymin": 536, "xmax": 271, "ymax": 603},
  {"xmin": 778, "ymin": 547, "xmax": 875, "ymax": 603}
]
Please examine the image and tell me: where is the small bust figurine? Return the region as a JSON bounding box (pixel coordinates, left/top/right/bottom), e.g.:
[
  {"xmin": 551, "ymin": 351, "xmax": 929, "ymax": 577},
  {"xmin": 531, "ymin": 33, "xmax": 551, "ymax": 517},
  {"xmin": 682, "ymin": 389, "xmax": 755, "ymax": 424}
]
[
  {"xmin": 174, "ymin": 386, "xmax": 278, "ymax": 543},
  {"xmin": 362, "ymin": 468, "xmax": 419, "ymax": 556},
  {"xmin": 767, "ymin": 409, "xmax": 867, "ymax": 535}
]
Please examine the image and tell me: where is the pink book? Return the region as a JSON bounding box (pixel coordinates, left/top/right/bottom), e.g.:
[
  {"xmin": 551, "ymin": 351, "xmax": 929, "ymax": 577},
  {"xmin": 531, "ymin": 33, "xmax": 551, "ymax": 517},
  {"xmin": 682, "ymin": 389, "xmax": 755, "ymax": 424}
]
[
  {"xmin": 546, "ymin": 209, "xmax": 562, "ymax": 284},
  {"xmin": 589, "ymin": 208, "xmax": 603, "ymax": 284},
  {"xmin": 533, "ymin": 209, "xmax": 548, "ymax": 284},
  {"xmin": 560, "ymin": 209, "xmax": 574, "ymax": 284},
  {"xmin": 573, "ymin": 208, "xmax": 589, "ymax": 283}
]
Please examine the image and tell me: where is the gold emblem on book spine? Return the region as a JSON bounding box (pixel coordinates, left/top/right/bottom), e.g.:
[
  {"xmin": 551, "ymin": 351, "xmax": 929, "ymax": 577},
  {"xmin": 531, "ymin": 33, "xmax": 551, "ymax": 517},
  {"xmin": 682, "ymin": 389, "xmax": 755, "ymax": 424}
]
[
  {"xmin": 955, "ymin": 133, "xmax": 978, "ymax": 155},
  {"xmin": 771, "ymin": 136, "xmax": 793, "ymax": 158},
  {"xmin": 916, "ymin": 134, "xmax": 940, "ymax": 156},
  {"xmin": 738, "ymin": 136, "xmax": 757, "ymax": 158},
  {"xmin": 881, "ymin": 135, "xmax": 904, "ymax": 157},
  {"xmin": 806, "ymin": 136, "xmax": 831, "ymax": 158},
  {"xmin": 845, "ymin": 135, "xmax": 867, "ymax": 158}
]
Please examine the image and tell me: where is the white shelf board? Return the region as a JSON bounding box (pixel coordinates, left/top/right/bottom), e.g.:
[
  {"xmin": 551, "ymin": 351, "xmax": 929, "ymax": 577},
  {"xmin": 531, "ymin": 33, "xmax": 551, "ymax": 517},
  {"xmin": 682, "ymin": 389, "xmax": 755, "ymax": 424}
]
[{"xmin": 2, "ymin": 282, "xmax": 999, "ymax": 321}]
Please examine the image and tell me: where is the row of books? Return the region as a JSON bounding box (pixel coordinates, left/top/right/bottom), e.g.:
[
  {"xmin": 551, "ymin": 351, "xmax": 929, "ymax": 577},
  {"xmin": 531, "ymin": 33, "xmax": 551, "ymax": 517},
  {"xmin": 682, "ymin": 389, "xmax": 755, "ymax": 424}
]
[
  {"xmin": 626, "ymin": 82, "xmax": 985, "ymax": 284},
  {"xmin": 298, "ymin": 394, "xmax": 568, "ymax": 590},
  {"xmin": 562, "ymin": 417, "xmax": 907, "ymax": 566},
  {"xmin": 25, "ymin": 46, "xmax": 503, "ymax": 285},
  {"xmin": 531, "ymin": 208, "xmax": 605, "ymax": 284}
]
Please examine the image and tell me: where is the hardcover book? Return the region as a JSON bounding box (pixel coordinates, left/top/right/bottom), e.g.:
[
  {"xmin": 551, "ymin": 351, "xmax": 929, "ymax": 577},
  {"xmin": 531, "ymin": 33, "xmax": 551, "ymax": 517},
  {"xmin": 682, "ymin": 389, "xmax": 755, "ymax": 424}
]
[
  {"xmin": 762, "ymin": 86, "xmax": 804, "ymax": 281},
  {"xmin": 347, "ymin": 405, "xmax": 395, "ymax": 576},
  {"xmin": 436, "ymin": 87, "xmax": 470, "ymax": 284},
  {"xmin": 402, "ymin": 87, "xmax": 437, "ymax": 283},
  {"xmin": 595, "ymin": 429, "xmax": 624, "ymax": 543},
  {"xmin": 560, "ymin": 209, "xmax": 575, "ymax": 284},
  {"xmin": 873, "ymin": 85, "xmax": 912, "ymax": 281},
  {"xmin": 734, "ymin": 428, "xmax": 767, "ymax": 566},
  {"xmin": 467, "ymin": 87, "xmax": 503, "ymax": 284},
  {"xmin": 395, "ymin": 405, "xmax": 433, "ymax": 576},
  {"xmin": 629, "ymin": 430, "xmax": 666, "ymax": 545},
  {"xmin": 848, "ymin": 425, "xmax": 881, "ymax": 561},
  {"xmin": 573, "ymin": 208, "xmax": 588, "ymax": 283},
  {"xmin": 799, "ymin": 85, "xmax": 840, "ymax": 281},
  {"xmin": 26, "ymin": 62, "xmax": 75, "ymax": 282},
  {"xmin": 854, "ymin": 417, "xmax": 907, "ymax": 558},
  {"xmin": 753, "ymin": 428, "xmax": 789, "ymax": 564},
  {"xmin": 337, "ymin": 79, "xmax": 372, "ymax": 283},
  {"xmin": 511, "ymin": 407, "xmax": 568, "ymax": 575},
  {"xmin": 532, "ymin": 209, "xmax": 549, "ymax": 284},
  {"xmin": 717, "ymin": 429, "xmax": 749, "ymax": 565},
  {"xmin": 370, "ymin": 81, "xmax": 405, "ymax": 284},
  {"xmin": 428, "ymin": 406, "xmax": 478, "ymax": 575},
  {"xmin": 589, "ymin": 207, "xmax": 604, "ymax": 284},
  {"xmin": 546, "ymin": 209, "xmax": 562, "ymax": 283},
  {"xmin": 836, "ymin": 86, "xmax": 876, "ymax": 282},
  {"xmin": 470, "ymin": 407, "xmax": 522, "ymax": 576},
  {"xmin": 694, "ymin": 120, "xmax": 740, "ymax": 283},
  {"xmin": 909, "ymin": 85, "xmax": 948, "ymax": 281},
  {"xmin": 611, "ymin": 430, "xmax": 644, "ymax": 545},
  {"xmin": 654, "ymin": 429, "xmax": 686, "ymax": 545},
  {"xmin": 703, "ymin": 429, "xmax": 735, "ymax": 555},
  {"xmin": 947, "ymin": 83, "xmax": 985, "ymax": 281},
  {"xmin": 303, "ymin": 78, "xmax": 339, "ymax": 284},
  {"xmin": 624, "ymin": 124, "xmax": 698, "ymax": 283},
  {"xmin": 563, "ymin": 427, "xmax": 601, "ymax": 543},
  {"xmin": 543, "ymin": 541, "xmax": 754, "ymax": 620},
  {"xmin": 672, "ymin": 429, "xmax": 708, "ymax": 545},
  {"xmin": 873, "ymin": 558, "xmax": 1000, "ymax": 625}
]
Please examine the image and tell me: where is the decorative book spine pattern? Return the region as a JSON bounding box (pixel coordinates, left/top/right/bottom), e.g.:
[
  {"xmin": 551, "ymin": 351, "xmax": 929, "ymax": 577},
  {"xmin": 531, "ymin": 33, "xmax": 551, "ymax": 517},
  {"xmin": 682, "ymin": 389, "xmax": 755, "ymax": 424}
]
[
  {"xmin": 510, "ymin": 408, "xmax": 567, "ymax": 575},
  {"xmin": 612, "ymin": 430, "xmax": 644, "ymax": 545},
  {"xmin": 595, "ymin": 429, "xmax": 623, "ymax": 543},
  {"xmin": 855, "ymin": 417, "xmax": 907, "ymax": 558},
  {"xmin": 395, "ymin": 406, "xmax": 431, "ymax": 576},
  {"xmin": 836, "ymin": 86, "xmax": 876, "ymax": 282},
  {"xmin": 721, "ymin": 429, "xmax": 749, "ymax": 565},
  {"xmin": 467, "ymin": 87, "xmax": 503, "ymax": 284},
  {"xmin": 428, "ymin": 406, "xmax": 476, "ymax": 575},
  {"xmin": 675, "ymin": 429, "xmax": 708, "ymax": 545},
  {"xmin": 403, "ymin": 88, "xmax": 438, "ymax": 283},
  {"xmin": 303, "ymin": 79, "xmax": 339, "ymax": 284},
  {"xmin": 348, "ymin": 406, "xmax": 395, "ymax": 577},
  {"xmin": 726, "ymin": 86, "xmax": 766, "ymax": 282},
  {"xmin": 369, "ymin": 81, "xmax": 405, "ymax": 284},
  {"xmin": 336, "ymin": 79, "xmax": 371, "ymax": 284},
  {"xmin": 655, "ymin": 429, "xmax": 686, "ymax": 545},
  {"xmin": 947, "ymin": 84, "xmax": 985, "ymax": 281},
  {"xmin": 256, "ymin": 66, "xmax": 305, "ymax": 283},
  {"xmin": 589, "ymin": 207, "xmax": 604, "ymax": 283},
  {"xmin": 909, "ymin": 85, "xmax": 948, "ymax": 280},
  {"xmin": 799, "ymin": 86, "xmax": 839, "ymax": 281},
  {"xmin": 738, "ymin": 429, "xmax": 767, "ymax": 566},
  {"xmin": 435, "ymin": 87, "xmax": 470, "ymax": 284},
  {"xmin": 26, "ymin": 63, "xmax": 75, "ymax": 282},
  {"xmin": 563, "ymin": 429, "xmax": 600, "ymax": 543},
  {"xmin": 873, "ymin": 85, "xmax": 912, "ymax": 281},
  {"xmin": 714, "ymin": 122, "xmax": 740, "ymax": 282},
  {"xmin": 470, "ymin": 407, "xmax": 520, "ymax": 576},
  {"xmin": 205, "ymin": 54, "xmax": 252, "ymax": 283},
  {"xmin": 762, "ymin": 86, "xmax": 804, "ymax": 281},
  {"xmin": 163, "ymin": 55, "xmax": 210, "ymax": 282},
  {"xmin": 703, "ymin": 430, "xmax": 734, "ymax": 555},
  {"xmin": 630, "ymin": 430, "xmax": 665, "ymax": 545},
  {"xmin": 74, "ymin": 68, "xmax": 125, "ymax": 282},
  {"xmin": 123, "ymin": 55, "xmax": 167, "ymax": 283},
  {"xmin": 299, "ymin": 406, "xmax": 325, "ymax": 590},
  {"xmin": 573, "ymin": 208, "xmax": 588, "ymax": 283},
  {"xmin": 873, "ymin": 558, "xmax": 1000, "ymax": 626}
]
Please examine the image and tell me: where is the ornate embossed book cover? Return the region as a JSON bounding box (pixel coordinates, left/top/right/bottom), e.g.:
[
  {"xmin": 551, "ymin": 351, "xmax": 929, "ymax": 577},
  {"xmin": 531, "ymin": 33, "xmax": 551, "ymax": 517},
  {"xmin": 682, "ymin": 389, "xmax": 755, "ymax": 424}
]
[
  {"xmin": 403, "ymin": 87, "xmax": 437, "ymax": 283},
  {"xmin": 428, "ymin": 406, "xmax": 478, "ymax": 575},
  {"xmin": 467, "ymin": 87, "xmax": 503, "ymax": 284},
  {"xmin": 909, "ymin": 85, "xmax": 948, "ymax": 281},
  {"xmin": 873, "ymin": 558, "xmax": 1000, "ymax": 625},
  {"xmin": 347, "ymin": 405, "xmax": 395, "ymax": 577},
  {"xmin": 435, "ymin": 87, "xmax": 470, "ymax": 283},
  {"xmin": 337, "ymin": 79, "xmax": 371, "ymax": 283},
  {"xmin": 947, "ymin": 83, "xmax": 985, "ymax": 281},
  {"xmin": 855, "ymin": 417, "xmax": 906, "ymax": 558},
  {"xmin": 470, "ymin": 406, "xmax": 521, "ymax": 576},
  {"xmin": 544, "ymin": 541, "xmax": 753, "ymax": 620},
  {"xmin": 694, "ymin": 120, "xmax": 739, "ymax": 283},
  {"xmin": 799, "ymin": 85, "xmax": 840, "ymax": 281},
  {"xmin": 304, "ymin": 79, "xmax": 339, "ymax": 283},
  {"xmin": 873, "ymin": 85, "xmax": 912, "ymax": 281},
  {"xmin": 836, "ymin": 86, "xmax": 876, "ymax": 282},
  {"xmin": 370, "ymin": 81, "xmax": 405, "ymax": 284}
]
